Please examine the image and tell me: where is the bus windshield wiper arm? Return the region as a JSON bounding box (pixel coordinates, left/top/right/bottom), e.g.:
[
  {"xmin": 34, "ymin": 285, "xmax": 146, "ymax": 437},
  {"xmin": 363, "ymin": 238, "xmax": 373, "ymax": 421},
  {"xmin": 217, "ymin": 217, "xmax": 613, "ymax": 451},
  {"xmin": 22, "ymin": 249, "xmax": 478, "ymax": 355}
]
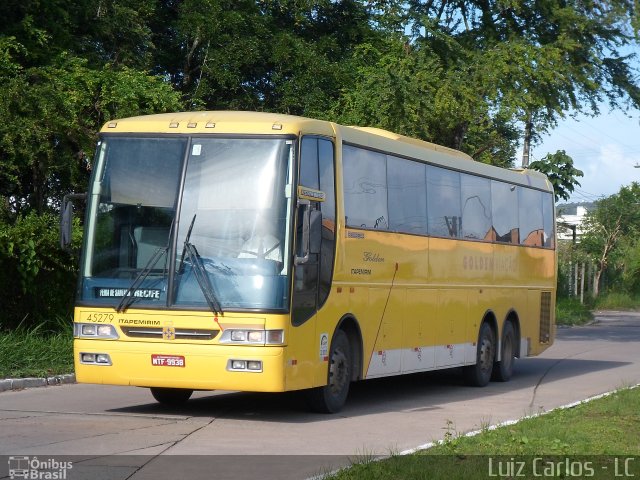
[
  {"xmin": 116, "ymin": 246, "xmax": 167, "ymax": 313},
  {"xmin": 178, "ymin": 213, "xmax": 197, "ymax": 275},
  {"xmin": 176, "ymin": 213, "xmax": 223, "ymax": 314},
  {"xmin": 183, "ymin": 241, "xmax": 223, "ymax": 315}
]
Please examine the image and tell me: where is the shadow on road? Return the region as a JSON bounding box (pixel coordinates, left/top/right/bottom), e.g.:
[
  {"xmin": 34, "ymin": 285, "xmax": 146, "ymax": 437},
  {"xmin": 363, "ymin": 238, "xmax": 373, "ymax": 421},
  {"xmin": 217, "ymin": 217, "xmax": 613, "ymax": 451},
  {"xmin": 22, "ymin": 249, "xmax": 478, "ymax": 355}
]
[{"xmin": 106, "ymin": 356, "xmax": 629, "ymax": 422}]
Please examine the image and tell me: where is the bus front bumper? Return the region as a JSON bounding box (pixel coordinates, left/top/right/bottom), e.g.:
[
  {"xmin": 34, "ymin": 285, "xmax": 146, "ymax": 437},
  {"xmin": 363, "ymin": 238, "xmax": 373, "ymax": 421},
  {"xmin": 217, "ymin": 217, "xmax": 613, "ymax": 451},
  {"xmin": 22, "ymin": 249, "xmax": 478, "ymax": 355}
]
[{"xmin": 73, "ymin": 339, "xmax": 286, "ymax": 392}]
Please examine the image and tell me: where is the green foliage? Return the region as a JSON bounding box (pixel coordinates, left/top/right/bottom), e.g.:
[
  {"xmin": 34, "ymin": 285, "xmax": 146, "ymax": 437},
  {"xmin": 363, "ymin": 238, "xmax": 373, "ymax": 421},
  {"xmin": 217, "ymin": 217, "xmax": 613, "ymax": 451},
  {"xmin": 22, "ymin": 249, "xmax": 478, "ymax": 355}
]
[
  {"xmin": 0, "ymin": 317, "xmax": 73, "ymax": 377},
  {"xmin": 593, "ymin": 292, "xmax": 640, "ymax": 311},
  {"xmin": 329, "ymin": 37, "xmax": 520, "ymax": 167},
  {"xmin": 578, "ymin": 183, "xmax": 640, "ymax": 296},
  {"xmin": 529, "ymin": 150, "xmax": 584, "ymax": 202},
  {"xmin": 0, "ymin": 54, "xmax": 182, "ymax": 215},
  {"xmin": 555, "ymin": 297, "xmax": 594, "ymax": 326},
  {"xmin": 0, "ymin": 212, "xmax": 81, "ymax": 330}
]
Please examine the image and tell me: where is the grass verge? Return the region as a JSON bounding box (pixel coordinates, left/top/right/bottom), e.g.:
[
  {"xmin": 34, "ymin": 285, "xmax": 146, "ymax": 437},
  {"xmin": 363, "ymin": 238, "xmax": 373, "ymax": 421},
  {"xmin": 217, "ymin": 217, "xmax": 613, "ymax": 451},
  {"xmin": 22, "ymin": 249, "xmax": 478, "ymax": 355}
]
[
  {"xmin": 555, "ymin": 296, "xmax": 593, "ymax": 326},
  {"xmin": 594, "ymin": 292, "xmax": 640, "ymax": 311},
  {"xmin": 0, "ymin": 318, "xmax": 74, "ymax": 378},
  {"xmin": 328, "ymin": 386, "xmax": 640, "ymax": 479}
]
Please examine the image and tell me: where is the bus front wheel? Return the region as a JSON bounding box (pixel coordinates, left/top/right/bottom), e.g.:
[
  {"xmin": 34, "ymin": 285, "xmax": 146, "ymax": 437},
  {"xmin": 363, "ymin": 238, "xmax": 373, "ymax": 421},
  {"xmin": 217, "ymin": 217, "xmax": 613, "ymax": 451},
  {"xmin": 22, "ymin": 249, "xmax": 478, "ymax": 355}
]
[
  {"xmin": 305, "ymin": 329, "xmax": 352, "ymax": 413},
  {"xmin": 463, "ymin": 322, "xmax": 495, "ymax": 387},
  {"xmin": 150, "ymin": 387, "xmax": 193, "ymax": 406}
]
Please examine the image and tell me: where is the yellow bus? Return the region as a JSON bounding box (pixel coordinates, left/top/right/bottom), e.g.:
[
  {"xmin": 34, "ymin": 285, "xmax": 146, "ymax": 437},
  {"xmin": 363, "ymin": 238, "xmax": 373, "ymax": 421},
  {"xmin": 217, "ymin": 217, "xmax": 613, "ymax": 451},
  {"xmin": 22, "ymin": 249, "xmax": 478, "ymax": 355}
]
[{"xmin": 63, "ymin": 111, "xmax": 556, "ymax": 413}]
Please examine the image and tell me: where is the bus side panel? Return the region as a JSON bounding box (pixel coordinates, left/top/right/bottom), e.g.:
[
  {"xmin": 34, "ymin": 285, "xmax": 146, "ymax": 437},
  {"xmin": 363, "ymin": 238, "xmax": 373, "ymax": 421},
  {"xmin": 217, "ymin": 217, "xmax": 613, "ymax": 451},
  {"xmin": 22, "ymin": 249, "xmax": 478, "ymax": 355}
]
[
  {"xmin": 366, "ymin": 288, "xmax": 404, "ymax": 377},
  {"xmin": 284, "ymin": 313, "xmax": 317, "ymax": 391},
  {"xmin": 402, "ymin": 288, "xmax": 437, "ymax": 373},
  {"xmin": 434, "ymin": 289, "xmax": 469, "ymax": 367}
]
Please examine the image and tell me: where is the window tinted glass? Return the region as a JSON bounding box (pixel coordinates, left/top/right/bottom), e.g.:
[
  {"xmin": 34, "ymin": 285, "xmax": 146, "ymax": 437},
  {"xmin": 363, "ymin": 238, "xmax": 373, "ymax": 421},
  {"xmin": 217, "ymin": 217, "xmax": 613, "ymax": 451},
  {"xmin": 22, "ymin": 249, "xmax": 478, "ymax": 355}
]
[
  {"xmin": 318, "ymin": 138, "xmax": 336, "ymax": 307},
  {"xmin": 461, "ymin": 174, "xmax": 491, "ymax": 241},
  {"xmin": 387, "ymin": 155, "xmax": 427, "ymax": 234},
  {"xmin": 427, "ymin": 166, "xmax": 461, "ymax": 237},
  {"xmin": 519, "ymin": 187, "xmax": 544, "ymax": 246},
  {"xmin": 542, "ymin": 192, "xmax": 555, "ymax": 248},
  {"xmin": 491, "ymin": 180, "xmax": 519, "ymax": 244},
  {"xmin": 319, "ymin": 139, "xmax": 335, "ymax": 224},
  {"xmin": 300, "ymin": 137, "xmax": 320, "ymax": 189},
  {"xmin": 343, "ymin": 145, "xmax": 388, "ymax": 229}
]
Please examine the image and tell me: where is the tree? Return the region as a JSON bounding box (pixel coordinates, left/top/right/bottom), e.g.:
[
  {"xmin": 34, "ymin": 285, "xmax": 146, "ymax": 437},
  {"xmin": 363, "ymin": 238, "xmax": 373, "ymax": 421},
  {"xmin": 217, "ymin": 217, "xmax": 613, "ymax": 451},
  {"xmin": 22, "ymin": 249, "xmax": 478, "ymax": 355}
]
[
  {"xmin": 0, "ymin": 3, "xmax": 181, "ymax": 328},
  {"xmin": 0, "ymin": 54, "xmax": 182, "ymax": 216},
  {"xmin": 149, "ymin": 0, "xmax": 375, "ymax": 114},
  {"xmin": 578, "ymin": 183, "xmax": 640, "ymax": 297},
  {"xmin": 329, "ymin": 36, "xmax": 520, "ymax": 167},
  {"xmin": 368, "ymin": 0, "xmax": 640, "ymax": 160},
  {"xmin": 529, "ymin": 150, "xmax": 584, "ymax": 202}
]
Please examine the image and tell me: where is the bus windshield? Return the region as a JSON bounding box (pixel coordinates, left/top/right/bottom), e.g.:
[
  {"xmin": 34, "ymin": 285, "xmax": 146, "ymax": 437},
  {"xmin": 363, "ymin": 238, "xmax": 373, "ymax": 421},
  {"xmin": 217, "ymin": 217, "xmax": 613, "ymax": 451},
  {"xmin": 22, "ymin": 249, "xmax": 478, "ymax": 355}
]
[{"xmin": 79, "ymin": 136, "xmax": 294, "ymax": 312}]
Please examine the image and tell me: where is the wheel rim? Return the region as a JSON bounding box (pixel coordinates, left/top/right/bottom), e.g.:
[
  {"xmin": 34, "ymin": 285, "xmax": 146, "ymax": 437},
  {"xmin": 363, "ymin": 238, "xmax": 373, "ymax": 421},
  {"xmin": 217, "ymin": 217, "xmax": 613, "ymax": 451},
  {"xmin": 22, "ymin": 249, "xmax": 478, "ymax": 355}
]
[
  {"xmin": 328, "ymin": 348, "xmax": 349, "ymax": 396},
  {"xmin": 479, "ymin": 334, "xmax": 494, "ymax": 372}
]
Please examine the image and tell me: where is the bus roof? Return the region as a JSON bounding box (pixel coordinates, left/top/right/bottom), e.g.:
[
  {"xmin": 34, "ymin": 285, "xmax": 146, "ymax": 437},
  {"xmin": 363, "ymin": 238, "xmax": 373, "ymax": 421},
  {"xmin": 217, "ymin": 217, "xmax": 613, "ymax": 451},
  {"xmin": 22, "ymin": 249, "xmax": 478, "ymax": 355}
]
[
  {"xmin": 101, "ymin": 111, "xmax": 552, "ymax": 192},
  {"xmin": 100, "ymin": 111, "xmax": 335, "ymax": 137}
]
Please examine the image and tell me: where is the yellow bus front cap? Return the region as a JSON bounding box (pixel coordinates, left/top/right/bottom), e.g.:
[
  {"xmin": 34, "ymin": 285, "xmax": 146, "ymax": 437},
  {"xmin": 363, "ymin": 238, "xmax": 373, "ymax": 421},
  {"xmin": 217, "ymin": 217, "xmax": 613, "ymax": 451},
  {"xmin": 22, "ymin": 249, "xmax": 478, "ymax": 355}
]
[{"xmin": 74, "ymin": 339, "xmax": 286, "ymax": 392}]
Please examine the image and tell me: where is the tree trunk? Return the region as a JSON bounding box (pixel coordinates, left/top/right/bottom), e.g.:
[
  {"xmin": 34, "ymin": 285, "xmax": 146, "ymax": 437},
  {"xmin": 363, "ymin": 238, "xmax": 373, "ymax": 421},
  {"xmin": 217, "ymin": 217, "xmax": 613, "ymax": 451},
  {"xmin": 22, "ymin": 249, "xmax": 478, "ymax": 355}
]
[
  {"xmin": 593, "ymin": 267, "xmax": 602, "ymax": 298},
  {"xmin": 451, "ymin": 121, "xmax": 469, "ymax": 150},
  {"xmin": 521, "ymin": 111, "xmax": 533, "ymax": 168}
]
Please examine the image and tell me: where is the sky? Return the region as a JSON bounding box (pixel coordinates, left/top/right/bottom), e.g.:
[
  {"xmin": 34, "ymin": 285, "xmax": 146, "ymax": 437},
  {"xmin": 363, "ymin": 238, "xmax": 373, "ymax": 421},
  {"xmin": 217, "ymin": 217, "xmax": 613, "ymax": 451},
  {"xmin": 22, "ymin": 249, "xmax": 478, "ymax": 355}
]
[{"xmin": 531, "ymin": 109, "xmax": 640, "ymax": 204}]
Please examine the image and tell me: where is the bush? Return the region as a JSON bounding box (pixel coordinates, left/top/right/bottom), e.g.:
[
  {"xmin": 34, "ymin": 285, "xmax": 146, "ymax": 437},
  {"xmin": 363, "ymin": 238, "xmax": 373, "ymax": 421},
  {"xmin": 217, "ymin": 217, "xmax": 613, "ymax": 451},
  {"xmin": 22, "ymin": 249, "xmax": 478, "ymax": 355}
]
[{"xmin": 0, "ymin": 212, "xmax": 81, "ymax": 331}]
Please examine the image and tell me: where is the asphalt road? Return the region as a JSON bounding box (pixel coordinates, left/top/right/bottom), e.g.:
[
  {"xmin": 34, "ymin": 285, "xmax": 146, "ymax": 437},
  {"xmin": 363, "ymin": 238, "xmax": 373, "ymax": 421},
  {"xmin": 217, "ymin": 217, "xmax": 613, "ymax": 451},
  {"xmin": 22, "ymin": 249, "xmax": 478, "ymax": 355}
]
[{"xmin": 1, "ymin": 311, "xmax": 639, "ymax": 480}]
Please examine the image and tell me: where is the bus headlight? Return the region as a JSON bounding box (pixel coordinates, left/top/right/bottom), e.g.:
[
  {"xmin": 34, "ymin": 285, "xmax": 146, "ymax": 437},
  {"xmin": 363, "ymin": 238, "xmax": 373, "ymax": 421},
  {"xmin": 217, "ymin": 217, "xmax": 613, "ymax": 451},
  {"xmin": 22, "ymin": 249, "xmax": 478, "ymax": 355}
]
[
  {"xmin": 220, "ymin": 329, "xmax": 284, "ymax": 345},
  {"xmin": 227, "ymin": 359, "xmax": 263, "ymax": 372},
  {"xmin": 80, "ymin": 352, "xmax": 112, "ymax": 365},
  {"xmin": 74, "ymin": 323, "xmax": 119, "ymax": 339}
]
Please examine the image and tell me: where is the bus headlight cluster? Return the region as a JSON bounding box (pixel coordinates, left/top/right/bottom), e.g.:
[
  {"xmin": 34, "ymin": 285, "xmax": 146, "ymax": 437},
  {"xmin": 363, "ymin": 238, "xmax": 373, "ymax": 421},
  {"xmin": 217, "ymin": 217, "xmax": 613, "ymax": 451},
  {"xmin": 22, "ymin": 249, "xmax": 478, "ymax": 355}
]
[
  {"xmin": 74, "ymin": 323, "xmax": 119, "ymax": 339},
  {"xmin": 219, "ymin": 329, "xmax": 284, "ymax": 345},
  {"xmin": 79, "ymin": 352, "xmax": 112, "ymax": 365},
  {"xmin": 228, "ymin": 359, "xmax": 263, "ymax": 372}
]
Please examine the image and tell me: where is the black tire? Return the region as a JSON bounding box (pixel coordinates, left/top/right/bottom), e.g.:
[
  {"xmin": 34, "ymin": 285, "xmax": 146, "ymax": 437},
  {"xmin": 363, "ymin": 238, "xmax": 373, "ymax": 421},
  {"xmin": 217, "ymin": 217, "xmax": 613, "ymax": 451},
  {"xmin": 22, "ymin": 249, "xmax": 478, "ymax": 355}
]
[
  {"xmin": 463, "ymin": 322, "xmax": 495, "ymax": 387},
  {"xmin": 305, "ymin": 330, "xmax": 352, "ymax": 413},
  {"xmin": 492, "ymin": 321, "xmax": 516, "ymax": 382},
  {"xmin": 150, "ymin": 387, "xmax": 193, "ymax": 406}
]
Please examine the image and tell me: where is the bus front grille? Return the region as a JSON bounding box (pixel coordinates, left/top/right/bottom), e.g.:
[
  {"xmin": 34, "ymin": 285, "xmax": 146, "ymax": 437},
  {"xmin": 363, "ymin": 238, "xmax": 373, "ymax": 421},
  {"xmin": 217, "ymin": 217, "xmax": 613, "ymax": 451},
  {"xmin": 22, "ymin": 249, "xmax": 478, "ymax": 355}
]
[{"xmin": 121, "ymin": 327, "xmax": 219, "ymax": 341}]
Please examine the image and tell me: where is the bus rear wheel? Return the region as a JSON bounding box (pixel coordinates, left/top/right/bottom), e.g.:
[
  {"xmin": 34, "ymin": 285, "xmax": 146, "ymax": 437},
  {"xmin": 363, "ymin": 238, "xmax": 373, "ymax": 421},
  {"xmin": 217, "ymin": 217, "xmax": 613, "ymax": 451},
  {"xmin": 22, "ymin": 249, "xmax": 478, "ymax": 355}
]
[
  {"xmin": 463, "ymin": 322, "xmax": 495, "ymax": 387},
  {"xmin": 493, "ymin": 321, "xmax": 516, "ymax": 382},
  {"xmin": 150, "ymin": 387, "xmax": 193, "ymax": 406},
  {"xmin": 305, "ymin": 329, "xmax": 352, "ymax": 413}
]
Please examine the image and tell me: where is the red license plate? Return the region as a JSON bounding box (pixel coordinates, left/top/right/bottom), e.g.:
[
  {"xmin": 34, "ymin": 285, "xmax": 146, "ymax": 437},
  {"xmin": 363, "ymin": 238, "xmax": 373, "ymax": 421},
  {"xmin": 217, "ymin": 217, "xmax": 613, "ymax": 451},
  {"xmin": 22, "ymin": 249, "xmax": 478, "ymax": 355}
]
[{"xmin": 151, "ymin": 354, "xmax": 185, "ymax": 367}]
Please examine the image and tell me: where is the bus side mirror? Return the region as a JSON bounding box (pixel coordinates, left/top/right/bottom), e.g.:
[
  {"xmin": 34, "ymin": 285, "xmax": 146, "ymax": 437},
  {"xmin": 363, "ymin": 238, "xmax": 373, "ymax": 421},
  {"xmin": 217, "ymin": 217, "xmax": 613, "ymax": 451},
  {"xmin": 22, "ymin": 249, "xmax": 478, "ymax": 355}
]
[
  {"xmin": 309, "ymin": 210, "xmax": 322, "ymax": 254},
  {"xmin": 60, "ymin": 193, "xmax": 86, "ymax": 249},
  {"xmin": 294, "ymin": 200, "xmax": 322, "ymax": 265}
]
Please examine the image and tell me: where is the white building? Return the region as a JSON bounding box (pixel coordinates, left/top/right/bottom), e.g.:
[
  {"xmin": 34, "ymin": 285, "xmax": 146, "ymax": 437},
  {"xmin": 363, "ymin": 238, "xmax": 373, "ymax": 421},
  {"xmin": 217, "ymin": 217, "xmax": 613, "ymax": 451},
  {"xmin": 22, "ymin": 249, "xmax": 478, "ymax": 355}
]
[{"xmin": 557, "ymin": 205, "xmax": 589, "ymax": 241}]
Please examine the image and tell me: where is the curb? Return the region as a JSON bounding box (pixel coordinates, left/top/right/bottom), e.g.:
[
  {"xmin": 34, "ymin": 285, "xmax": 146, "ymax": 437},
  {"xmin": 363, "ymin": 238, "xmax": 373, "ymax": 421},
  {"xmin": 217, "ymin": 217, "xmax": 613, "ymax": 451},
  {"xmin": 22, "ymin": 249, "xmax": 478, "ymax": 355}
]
[{"xmin": 0, "ymin": 374, "xmax": 76, "ymax": 392}]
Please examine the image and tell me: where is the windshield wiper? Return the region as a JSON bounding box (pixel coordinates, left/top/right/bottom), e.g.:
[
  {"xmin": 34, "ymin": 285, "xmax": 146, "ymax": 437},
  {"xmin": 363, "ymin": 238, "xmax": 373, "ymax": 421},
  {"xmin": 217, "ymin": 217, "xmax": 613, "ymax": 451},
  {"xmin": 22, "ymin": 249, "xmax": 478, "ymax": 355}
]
[
  {"xmin": 183, "ymin": 242, "xmax": 223, "ymax": 315},
  {"xmin": 116, "ymin": 219, "xmax": 175, "ymax": 313},
  {"xmin": 176, "ymin": 213, "xmax": 223, "ymax": 315},
  {"xmin": 178, "ymin": 213, "xmax": 197, "ymax": 275},
  {"xmin": 115, "ymin": 246, "xmax": 167, "ymax": 313}
]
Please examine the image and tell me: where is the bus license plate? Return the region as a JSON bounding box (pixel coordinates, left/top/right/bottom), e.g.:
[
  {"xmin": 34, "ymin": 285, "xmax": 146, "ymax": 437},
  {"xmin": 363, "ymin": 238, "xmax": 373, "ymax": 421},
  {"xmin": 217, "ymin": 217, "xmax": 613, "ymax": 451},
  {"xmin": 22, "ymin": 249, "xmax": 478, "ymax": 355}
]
[{"xmin": 151, "ymin": 355, "xmax": 185, "ymax": 367}]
